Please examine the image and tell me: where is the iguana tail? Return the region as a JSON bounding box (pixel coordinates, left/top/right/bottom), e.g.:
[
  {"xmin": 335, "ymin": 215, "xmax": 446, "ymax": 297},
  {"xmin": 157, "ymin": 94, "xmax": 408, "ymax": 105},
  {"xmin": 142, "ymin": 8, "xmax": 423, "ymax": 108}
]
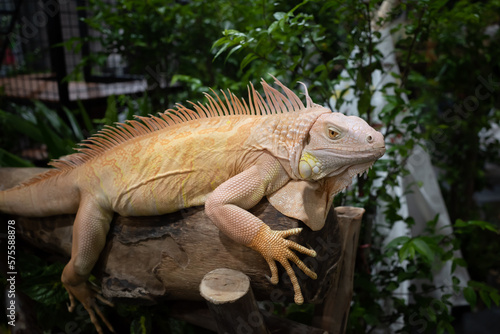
[{"xmin": 0, "ymin": 169, "xmax": 79, "ymax": 217}]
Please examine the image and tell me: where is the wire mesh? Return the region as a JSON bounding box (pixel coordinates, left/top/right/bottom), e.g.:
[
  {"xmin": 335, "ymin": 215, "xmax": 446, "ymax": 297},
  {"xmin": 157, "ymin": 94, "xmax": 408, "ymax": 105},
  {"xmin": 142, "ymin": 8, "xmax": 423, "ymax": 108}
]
[{"xmin": 0, "ymin": 0, "xmax": 147, "ymax": 104}]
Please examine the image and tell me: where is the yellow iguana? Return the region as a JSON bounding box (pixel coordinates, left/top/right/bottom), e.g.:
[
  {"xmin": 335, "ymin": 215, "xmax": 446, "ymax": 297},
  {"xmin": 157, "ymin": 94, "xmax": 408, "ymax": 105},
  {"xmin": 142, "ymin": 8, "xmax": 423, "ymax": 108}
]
[{"xmin": 0, "ymin": 77, "xmax": 385, "ymax": 333}]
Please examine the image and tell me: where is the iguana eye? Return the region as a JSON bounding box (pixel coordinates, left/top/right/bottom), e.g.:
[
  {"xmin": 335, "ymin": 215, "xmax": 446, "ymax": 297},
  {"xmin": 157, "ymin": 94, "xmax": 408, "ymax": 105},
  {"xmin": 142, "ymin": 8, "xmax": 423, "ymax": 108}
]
[{"xmin": 328, "ymin": 129, "xmax": 340, "ymax": 139}]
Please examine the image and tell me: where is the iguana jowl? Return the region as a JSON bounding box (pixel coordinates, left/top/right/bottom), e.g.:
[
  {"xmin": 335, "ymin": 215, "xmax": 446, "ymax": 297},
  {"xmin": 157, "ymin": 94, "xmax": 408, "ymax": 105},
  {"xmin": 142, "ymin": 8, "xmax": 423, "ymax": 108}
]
[{"xmin": 0, "ymin": 78, "xmax": 385, "ymax": 333}]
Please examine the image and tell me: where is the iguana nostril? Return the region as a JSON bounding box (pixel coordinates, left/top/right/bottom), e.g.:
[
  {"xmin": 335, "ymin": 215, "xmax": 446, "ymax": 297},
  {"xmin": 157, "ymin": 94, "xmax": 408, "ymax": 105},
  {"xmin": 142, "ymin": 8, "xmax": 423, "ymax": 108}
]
[{"xmin": 366, "ymin": 135, "xmax": 373, "ymax": 143}]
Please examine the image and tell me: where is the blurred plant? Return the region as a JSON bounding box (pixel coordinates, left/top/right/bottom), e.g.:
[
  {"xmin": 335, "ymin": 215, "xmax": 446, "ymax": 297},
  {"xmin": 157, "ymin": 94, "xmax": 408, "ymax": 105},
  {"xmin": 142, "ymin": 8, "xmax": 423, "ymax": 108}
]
[
  {"xmin": 67, "ymin": 0, "xmax": 273, "ymax": 107},
  {"xmin": 404, "ymin": 0, "xmax": 500, "ymax": 283},
  {"xmin": 0, "ymin": 101, "xmax": 86, "ymax": 165}
]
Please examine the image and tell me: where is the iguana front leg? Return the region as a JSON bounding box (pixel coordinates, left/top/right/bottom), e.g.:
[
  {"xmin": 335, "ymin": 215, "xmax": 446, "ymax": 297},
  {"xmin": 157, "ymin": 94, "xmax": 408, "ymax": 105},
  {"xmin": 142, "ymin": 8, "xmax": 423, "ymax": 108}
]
[
  {"xmin": 205, "ymin": 154, "xmax": 317, "ymax": 304},
  {"xmin": 61, "ymin": 196, "xmax": 115, "ymax": 333}
]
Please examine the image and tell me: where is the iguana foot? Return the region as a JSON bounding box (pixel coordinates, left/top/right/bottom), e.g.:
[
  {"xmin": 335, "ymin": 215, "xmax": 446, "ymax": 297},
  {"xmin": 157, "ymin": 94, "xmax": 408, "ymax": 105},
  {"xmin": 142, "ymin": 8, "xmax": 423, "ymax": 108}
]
[
  {"xmin": 248, "ymin": 225, "xmax": 317, "ymax": 304},
  {"xmin": 63, "ymin": 281, "xmax": 115, "ymax": 333}
]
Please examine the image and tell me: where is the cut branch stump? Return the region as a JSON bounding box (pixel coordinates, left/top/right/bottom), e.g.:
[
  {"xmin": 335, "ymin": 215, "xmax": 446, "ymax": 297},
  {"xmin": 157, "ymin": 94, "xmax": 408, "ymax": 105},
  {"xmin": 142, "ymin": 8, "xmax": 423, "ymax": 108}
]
[
  {"xmin": 312, "ymin": 207, "xmax": 364, "ymax": 334},
  {"xmin": 200, "ymin": 268, "xmax": 269, "ymax": 334}
]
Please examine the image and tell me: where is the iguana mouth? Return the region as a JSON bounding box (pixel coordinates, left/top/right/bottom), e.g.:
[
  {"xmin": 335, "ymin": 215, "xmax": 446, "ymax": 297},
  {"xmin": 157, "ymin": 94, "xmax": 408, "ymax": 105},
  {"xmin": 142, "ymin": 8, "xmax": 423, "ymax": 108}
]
[
  {"xmin": 331, "ymin": 146, "xmax": 386, "ymax": 158},
  {"xmin": 326, "ymin": 160, "xmax": 375, "ymax": 180},
  {"xmin": 324, "ymin": 145, "xmax": 384, "ymax": 179},
  {"xmin": 347, "ymin": 161, "xmax": 376, "ymax": 178},
  {"xmin": 326, "ymin": 160, "xmax": 376, "ymax": 198}
]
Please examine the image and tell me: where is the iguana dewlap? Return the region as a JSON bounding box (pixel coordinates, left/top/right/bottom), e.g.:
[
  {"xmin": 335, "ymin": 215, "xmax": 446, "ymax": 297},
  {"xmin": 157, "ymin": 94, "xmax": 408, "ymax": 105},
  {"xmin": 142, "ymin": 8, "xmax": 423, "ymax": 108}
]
[{"xmin": 0, "ymin": 78, "xmax": 385, "ymax": 333}]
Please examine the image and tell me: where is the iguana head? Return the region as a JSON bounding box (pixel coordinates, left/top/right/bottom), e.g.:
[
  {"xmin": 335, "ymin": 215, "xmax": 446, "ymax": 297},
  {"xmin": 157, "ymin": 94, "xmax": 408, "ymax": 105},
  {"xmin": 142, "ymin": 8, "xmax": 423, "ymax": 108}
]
[{"xmin": 297, "ymin": 112, "xmax": 385, "ymax": 182}]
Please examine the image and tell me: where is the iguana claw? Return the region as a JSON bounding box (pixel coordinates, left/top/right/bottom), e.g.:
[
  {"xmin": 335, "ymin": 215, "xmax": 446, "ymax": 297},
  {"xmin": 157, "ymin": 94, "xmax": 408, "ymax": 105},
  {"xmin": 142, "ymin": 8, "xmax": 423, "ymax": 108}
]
[
  {"xmin": 63, "ymin": 281, "xmax": 115, "ymax": 333},
  {"xmin": 249, "ymin": 225, "xmax": 317, "ymax": 304}
]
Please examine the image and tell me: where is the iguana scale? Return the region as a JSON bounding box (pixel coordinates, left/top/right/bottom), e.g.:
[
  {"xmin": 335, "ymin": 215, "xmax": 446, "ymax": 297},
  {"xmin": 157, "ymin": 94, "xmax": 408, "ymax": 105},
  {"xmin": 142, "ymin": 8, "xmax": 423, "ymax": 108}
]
[{"xmin": 0, "ymin": 77, "xmax": 385, "ymax": 333}]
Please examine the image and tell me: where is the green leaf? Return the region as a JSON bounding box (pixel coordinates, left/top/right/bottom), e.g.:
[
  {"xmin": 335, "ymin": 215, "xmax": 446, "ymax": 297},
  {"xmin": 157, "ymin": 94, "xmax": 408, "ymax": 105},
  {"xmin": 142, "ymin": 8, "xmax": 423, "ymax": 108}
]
[
  {"xmin": 130, "ymin": 314, "xmax": 151, "ymax": 334},
  {"xmin": 273, "ymin": 12, "xmax": 286, "ymax": 21},
  {"xmin": 62, "ymin": 107, "xmax": 84, "ymax": 141},
  {"xmin": 289, "ymin": 0, "xmax": 310, "ymax": 14},
  {"xmin": 399, "ymin": 242, "xmax": 414, "ymax": 262},
  {"xmin": 386, "ymin": 281, "xmax": 399, "ymax": 292},
  {"xmin": 0, "ymin": 110, "xmax": 43, "ymax": 143},
  {"xmin": 34, "ymin": 112, "xmax": 73, "ymax": 158},
  {"xmin": 211, "ymin": 36, "xmax": 229, "ymax": 50},
  {"xmin": 412, "ymin": 238, "xmax": 435, "ymax": 263},
  {"xmin": 440, "ymin": 250, "xmax": 452, "ymax": 263},
  {"xmin": 314, "ymin": 64, "xmax": 326, "ymax": 73},
  {"xmin": 491, "ymin": 291, "xmax": 500, "ymax": 306},
  {"xmin": 453, "ymin": 258, "xmax": 467, "ymax": 268},
  {"xmin": 268, "ymin": 21, "xmax": 279, "ymax": 34},
  {"xmin": 279, "ymin": 17, "xmax": 287, "ymax": 31},
  {"xmin": 22, "ymin": 281, "xmax": 66, "ymax": 305},
  {"xmin": 18, "ymin": 254, "xmax": 66, "ymax": 305},
  {"xmin": 76, "ymin": 100, "xmax": 94, "ymax": 133},
  {"xmin": 385, "ymin": 236, "xmax": 410, "ymax": 250},
  {"xmin": 363, "ymin": 312, "xmax": 380, "ymax": 326},
  {"xmin": 0, "ymin": 148, "xmax": 34, "ymax": 167},
  {"xmin": 463, "ymin": 286, "xmax": 477, "ymax": 307},
  {"xmin": 226, "ymin": 44, "xmax": 242, "ymax": 61},
  {"xmin": 34, "ymin": 101, "xmax": 73, "ymax": 139},
  {"xmin": 468, "ymin": 220, "xmax": 498, "ymax": 233},
  {"xmin": 437, "ymin": 323, "xmax": 445, "ymax": 334},
  {"xmin": 480, "ymin": 289, "xmax": 492, "ymax": 308},
  {"xmin": 437, "ymin": 320, "xmax": 455, "ymax": 334},
  {"xmin": 240, "ymin": 53, "xmax": 259, "ymax": 71},
  {"xmin": 358, "ymin": 91, "xmax": 371, "ymax": 115},
  {"xmin": 213, "ymin": 42, "xmax": 230, "ymax": 60},
  {"xmin": 454, "ymin": 219, "xmax": 498, "ymax": 233},
  {"xmin": 426, "ymin": 305, "xmax": 437, "ymax": 322}
]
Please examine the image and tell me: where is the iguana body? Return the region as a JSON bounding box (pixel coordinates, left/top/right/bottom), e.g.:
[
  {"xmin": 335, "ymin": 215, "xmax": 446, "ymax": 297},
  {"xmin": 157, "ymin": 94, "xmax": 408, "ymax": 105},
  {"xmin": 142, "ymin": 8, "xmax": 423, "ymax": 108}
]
[{"xmin": 0, "ymin": 78, "xmax": 385, "ymax": 333}]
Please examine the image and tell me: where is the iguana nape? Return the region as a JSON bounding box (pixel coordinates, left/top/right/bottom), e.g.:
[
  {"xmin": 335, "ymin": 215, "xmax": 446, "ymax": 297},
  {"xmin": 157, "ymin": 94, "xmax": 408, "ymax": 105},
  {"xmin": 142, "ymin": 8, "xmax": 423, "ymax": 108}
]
[{"xmin": 0, "ymin": 77, "xmax": 385, "ymax": 333}]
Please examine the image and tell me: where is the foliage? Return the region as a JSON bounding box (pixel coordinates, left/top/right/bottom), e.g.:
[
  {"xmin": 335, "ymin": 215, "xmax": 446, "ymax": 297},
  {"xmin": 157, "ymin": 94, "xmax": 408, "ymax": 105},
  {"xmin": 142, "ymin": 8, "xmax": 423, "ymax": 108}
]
[
  {"xmin": 407, "ymin": 0, "xmax": 500, "ymax": 223},
  {"xmin": 404, "ymin": 0, "xmax": 500, "ymax": 283},
  {"xmin": 0, "ymin": 93, "xmax": 157, "ymax": 166},
  {"xmin": 0, "ymin": 101, "xmax": 84, "ymax": 164},
  {"xmin": 68, "ymin": 0, "xmax": 271, "ymax": 107}
]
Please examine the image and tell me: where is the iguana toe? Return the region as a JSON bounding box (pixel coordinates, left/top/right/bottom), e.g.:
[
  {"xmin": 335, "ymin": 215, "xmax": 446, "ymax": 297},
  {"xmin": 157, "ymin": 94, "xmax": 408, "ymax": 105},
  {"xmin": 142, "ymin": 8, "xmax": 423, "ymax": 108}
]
[
  {"xmin": 249, "ymin": 225, "xmax": 317, "ymax": 304},
  {"xmin": 63, "ymin": 281, "xmax": 115, "ymax": 333}
]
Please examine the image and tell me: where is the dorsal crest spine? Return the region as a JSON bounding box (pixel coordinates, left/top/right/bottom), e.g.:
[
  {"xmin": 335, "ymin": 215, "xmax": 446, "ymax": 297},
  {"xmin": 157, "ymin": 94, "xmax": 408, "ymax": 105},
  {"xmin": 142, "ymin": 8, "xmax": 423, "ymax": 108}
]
[{"xmin": 50, "ymin": 77, "xmax": 323, "ymax": 171}]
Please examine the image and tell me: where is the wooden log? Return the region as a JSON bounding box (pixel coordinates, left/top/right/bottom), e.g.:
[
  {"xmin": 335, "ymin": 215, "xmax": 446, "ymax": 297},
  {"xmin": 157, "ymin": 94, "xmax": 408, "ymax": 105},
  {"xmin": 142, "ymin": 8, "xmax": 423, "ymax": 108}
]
[
  {"xmin": 170, "ymin": 300, "xmax": 329, "ymax": 334},
  {"xmin": 0, "ymin": 167, "xmax": 364, "ymax": 331},
  {"xmin": 313, "ymin": 206, "xmax": 364, "ymax": 334},
  {"xmin": 200, "ymin": 268, "xmax": 269, "ymax": 334}
]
